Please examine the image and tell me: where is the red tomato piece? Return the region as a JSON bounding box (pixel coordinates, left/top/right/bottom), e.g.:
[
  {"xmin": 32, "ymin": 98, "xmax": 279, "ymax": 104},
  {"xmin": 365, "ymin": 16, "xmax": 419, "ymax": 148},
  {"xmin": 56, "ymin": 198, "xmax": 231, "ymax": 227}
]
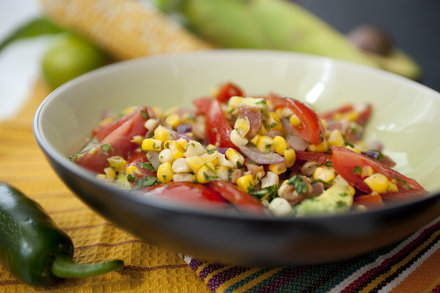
[
  {"xmin": 208, "ymin": 181, "xmax": 267, "ymax": 214},
  {"xmin": 296, "ymin": 151, "xmax": 331, "ymax": 165},
  {"xmin": 144, "ymin": 182, "xmax": 229, "ymax": 208},
  {"xmin": 205, "ymin": 100, "xmax": 237, "ymax": 149},
  {"xmin": 267, "ymin": 94, "xmax": 325, "ymax": 145},
  {"xmin": 331, "ymin": 146, "xmax": 428, "ymax": 200},
  {"xmin": 216, "ymin": 82, "xmax": 244, "ymax": 103},
  {"xmin": 353, "ymin": 193, "xmax": 384, "ymax": 208},
  {"xmin": 319, "ymin": 103, "xmax": 372, "ymax": 127},
  {"xmin": 193, "ymin": 97, "xmax": 213, "ymax": 114},
  {"xmin": 76, "ymin": 107, "xmax": 148, "ymax": 173}
]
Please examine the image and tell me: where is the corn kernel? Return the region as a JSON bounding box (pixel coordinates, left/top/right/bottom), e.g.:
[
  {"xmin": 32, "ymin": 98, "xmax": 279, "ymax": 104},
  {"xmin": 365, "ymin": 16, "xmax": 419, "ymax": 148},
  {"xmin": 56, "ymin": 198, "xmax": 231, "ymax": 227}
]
[
  {"xmin": 165, "ymin": 114, "xmax": 180, "ymax": 129},
  {"xmin": 313, "ymin": 166, "xmax": 335, "ymax": 183},
  {"xmin": 230, "ymin": 129, "xmax": 249, "ymax": 146},
  {"xmin": 269, "ymin": 162, "xmax": 287, "ymax": 174},
  {"xmin": 185, "ymin": 156, "xmax": 205, "ymax": 173},
  {"xmin": 131, "ymin": 135, "xmax": 144, "ymax": 145},
  {"xmin": 104, "ymin": 167, "xmax": 116, "ymax": 180},
  {"xmin": 234, "ymin": 117, "xmax": 250, "ymax": 137},
  {"xmin": 320, "ymin": 118, "xmax": 328, "ymax": 129},
  {"xmin": 126, "ymin": 165, "xmax": 142, "ymax": 176},
  {"xmin": 158, "ymin": 149, "xmax": 174, "ymax": 163},
  {"xmin": 284, "ymin": 149, "xmax": 296, "ymax": 168},
  {"xmin": 123, "ymin": 106, "xmax": 137, "ymax": 116},
  {"xmin": 387, "ymin": 180, "xmax": 399, "ymax": 192},
  {"xmin": 173, "ymin": 173, "xmax": 196, "ymax": 182},
  {"xmin": 215, "ymin": 165, "xmax": 230, "ymax": 181},
  {"xmin": 206, "ymin": 144, "xmax": 217, "ymax": 153},
  {"xmin": 217, "ymin": 153, "xmax": 234, "ymax": 168},
  {"xmin": 168, "ymin": 141, "xmax": 184, "ymax": 159},
  {"xmin": 176, "ymin": 138, "xmax": 188, "ymax": 151},
  {"xmin": 345, "ymin": 145, "xmax": 361, "ymax": 154},
  {"xmin": 184, "ymin": 140, "xmax": 205, "ymax": 157},
  {"xmin": 228, "ymin": 96, "xmax": 243, "ymax": 109},
  {"xmin": 141, "ymin": 138, "xmax": 162, "ymax": 151},
  {"xmin": 290, "ymin": 114, "xmax": 301, "ymax": 127},
  {"xmin": 99, "ymin": 117, "xmax": 113, "ymax": 126},
  {"xmin": 361, "ymin": 166, "xmax": 374, "ymax": 178},
  {"xmin": 273, "ymin": 136, "xmax": 288, "ymax": 155},
  {"xmin": 268, "ymin": 197, "xmax": 292, "ymax": 217},
  {"xmin": 258, "ymin": 125, "xmax": 267, "ymax": 135},
  {"xmin": 144, "ymin": 118, "xmax": 159, "ymax": 131},
  {"xmin": 268, "ymin": 112, "xmax": 283, "ymax": 132},
  {"xmin": 196, "ymin": 163, "xmax": 216, "ymax": 183},
  {"xmin": 236, "ymin": 174, "xmax": 255, "ymax": 192},
  {"xmin": 154, "ymin": 126, "xmax": 171, "ymax": 142},
  {"xmin": 364, "ymin": 173, "xmax": 389, "ymax": 194},
  {"xmin": 225, "ymin": 148, "xmax": 245, "ymax": 168},
  {"xmin": 107, "ymin": 156, "xmax": 127, "ymax": 172},
  {"xmin": 202, "ymin": 151, "xmax": 219, "ymax": 166},
  {"xmin": 182, "ymin": 113, "xmax": 196, "ymax": 124},
  {"xmin": 172, "ymin": 158, "xmax": 191, "ymax": 173},
  {"xmin": 307, "ymin": 141, "xmax": 328, "ymax": 152},
  {"xmin": 157, "ymin": 162, "xmax": 174, "ymax": 183},
  {"xmin": 250, "ymin": 135, "xmax": 260, "ymax": 145},
  {"xmin": 345, "ymin": 111, "xmax": 359, "ymax": 121},
  {"xmin": 348, "ymin": 185, "xmax": 356, "ymax": 196},
  {"xmin": 328, "ymin": 129, "xmax": 345, "ymax": 147},
  {"xmin": 256, "ymin": 136, "xmax": 274, "ymax": 153},
  {"xmin": 261, "ymin": 171, "xmax": 279, "ymax": 189}
]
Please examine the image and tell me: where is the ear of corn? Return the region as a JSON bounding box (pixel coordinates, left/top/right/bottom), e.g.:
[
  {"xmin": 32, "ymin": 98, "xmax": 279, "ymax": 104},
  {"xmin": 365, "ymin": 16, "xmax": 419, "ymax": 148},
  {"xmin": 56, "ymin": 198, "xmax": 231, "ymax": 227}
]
[{"xmin": 40, "ymin": 0, "xmax": 212, "ymax": 60}]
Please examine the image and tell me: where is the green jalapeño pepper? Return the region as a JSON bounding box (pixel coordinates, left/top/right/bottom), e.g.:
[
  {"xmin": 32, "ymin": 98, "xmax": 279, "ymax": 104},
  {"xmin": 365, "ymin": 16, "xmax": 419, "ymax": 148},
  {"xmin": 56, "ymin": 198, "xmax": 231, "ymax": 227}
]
[{"xmin": 0, "ymin": 182, "xmax": 124, "ymax": 286}]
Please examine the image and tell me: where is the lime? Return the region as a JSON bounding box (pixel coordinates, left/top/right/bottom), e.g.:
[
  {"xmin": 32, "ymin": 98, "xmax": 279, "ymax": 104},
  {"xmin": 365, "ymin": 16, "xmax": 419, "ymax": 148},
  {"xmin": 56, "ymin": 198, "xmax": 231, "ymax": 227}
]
[{"xmin": 41, "ymin": 32, "xmax": 108, "ymax": 89}]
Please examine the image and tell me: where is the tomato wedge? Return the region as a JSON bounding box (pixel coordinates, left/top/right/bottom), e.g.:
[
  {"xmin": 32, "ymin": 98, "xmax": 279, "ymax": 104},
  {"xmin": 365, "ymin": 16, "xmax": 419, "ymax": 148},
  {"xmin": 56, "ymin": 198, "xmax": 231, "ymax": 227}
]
[
  {"xmin": 75, "ymin": 107, "xmax": 148, "ymax": 173},
  {"xmin": 331, "ymin": 146, "xmax": 428, "ymax": 200},
  {"xmin": 144, "ymin": 182, "xmax": 229, "ymax": 208},
  {"xmin": 208, "ymin": 181, "xmax": 267, "ymax": 214},
  {"xmin": 296, "ymin": 151, "xmax": 331, "ymax": 165},
  {"xmin": 205, "ymin": 100, "xmax": 237, "ymax": 149},
  {"xmin": 353, "ymin": 194, "xmax": 384, "ymax": 208},
  {"xmin": 216, "ymin": 82, "xmax": 244, "ymax": 103},
  {"xmin": 319, "ymin": 103, "xmax": 372, "ymax": 126},
  {"xmin": 267, "ymin": 94, "xmax": 325, "ymax": 145}
]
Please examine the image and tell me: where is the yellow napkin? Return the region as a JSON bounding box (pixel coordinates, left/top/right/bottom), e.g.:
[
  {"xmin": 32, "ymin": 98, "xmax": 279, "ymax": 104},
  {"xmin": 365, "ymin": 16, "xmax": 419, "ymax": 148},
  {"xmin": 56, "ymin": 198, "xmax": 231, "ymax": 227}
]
[{"xmin": 0, "ymin": 80, "xmax": 209, "ymax": 292}]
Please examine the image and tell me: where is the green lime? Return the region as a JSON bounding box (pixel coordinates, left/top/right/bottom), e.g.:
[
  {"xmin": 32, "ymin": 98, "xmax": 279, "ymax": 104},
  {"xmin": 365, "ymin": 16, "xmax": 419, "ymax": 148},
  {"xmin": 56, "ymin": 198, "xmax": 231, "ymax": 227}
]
[{"xmin": 41, "ymin": 32, "xmax": 109, "ymax": 89}]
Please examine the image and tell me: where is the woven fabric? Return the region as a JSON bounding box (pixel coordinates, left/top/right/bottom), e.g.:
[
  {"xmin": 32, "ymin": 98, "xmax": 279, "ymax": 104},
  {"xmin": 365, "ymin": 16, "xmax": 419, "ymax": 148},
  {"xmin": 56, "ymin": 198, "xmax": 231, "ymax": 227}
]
[{"xmin": 0, "ymin": 80, "xmax": 209, "ymax": 292}]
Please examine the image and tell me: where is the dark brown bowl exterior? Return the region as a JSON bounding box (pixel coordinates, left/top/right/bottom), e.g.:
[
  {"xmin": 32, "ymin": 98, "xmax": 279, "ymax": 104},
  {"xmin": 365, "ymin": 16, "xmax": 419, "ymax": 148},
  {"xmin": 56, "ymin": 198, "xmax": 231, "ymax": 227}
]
[{"xmin": 38, "ymin": 147, "xmax": 440, "ymax": 266}]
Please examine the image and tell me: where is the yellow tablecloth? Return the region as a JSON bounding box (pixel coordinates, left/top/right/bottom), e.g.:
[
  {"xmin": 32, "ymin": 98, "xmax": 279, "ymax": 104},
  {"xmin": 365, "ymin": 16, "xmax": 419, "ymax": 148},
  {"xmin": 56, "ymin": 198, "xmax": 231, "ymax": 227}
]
[{"xmin": 0, "ymin": 80, "xmax": 209, "ymax": 292}]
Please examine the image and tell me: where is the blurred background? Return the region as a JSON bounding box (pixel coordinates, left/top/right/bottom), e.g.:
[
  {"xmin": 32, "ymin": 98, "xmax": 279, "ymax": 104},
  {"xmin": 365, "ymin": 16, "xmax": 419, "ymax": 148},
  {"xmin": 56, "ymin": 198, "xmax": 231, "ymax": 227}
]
[{"xmin": 1, "ymin": 0, "xmax": 439, "ymax": 120}]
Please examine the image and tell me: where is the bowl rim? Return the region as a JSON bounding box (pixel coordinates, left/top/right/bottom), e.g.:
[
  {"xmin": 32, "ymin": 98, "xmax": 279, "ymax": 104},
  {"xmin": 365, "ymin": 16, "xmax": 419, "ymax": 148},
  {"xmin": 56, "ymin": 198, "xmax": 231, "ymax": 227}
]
[{"xmin": 33, "ymin": 49, "xmax": 440, "ymax": 223}]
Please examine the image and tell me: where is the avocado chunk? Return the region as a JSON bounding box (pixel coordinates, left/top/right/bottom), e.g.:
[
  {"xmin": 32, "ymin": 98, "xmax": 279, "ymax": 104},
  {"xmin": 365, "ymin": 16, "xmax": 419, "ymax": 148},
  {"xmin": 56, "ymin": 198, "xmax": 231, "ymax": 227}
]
[{"xmin": 294, "ymin": 182, "xmax": 353, "ymax": 216}]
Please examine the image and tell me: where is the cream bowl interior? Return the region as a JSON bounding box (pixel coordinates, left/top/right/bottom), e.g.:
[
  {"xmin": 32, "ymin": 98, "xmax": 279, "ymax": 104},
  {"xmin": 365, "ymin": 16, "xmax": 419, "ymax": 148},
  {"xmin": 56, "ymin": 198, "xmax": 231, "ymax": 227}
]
[{"xmin": 34, "ymin": 50, "xmax": 440, "ymax": 265}]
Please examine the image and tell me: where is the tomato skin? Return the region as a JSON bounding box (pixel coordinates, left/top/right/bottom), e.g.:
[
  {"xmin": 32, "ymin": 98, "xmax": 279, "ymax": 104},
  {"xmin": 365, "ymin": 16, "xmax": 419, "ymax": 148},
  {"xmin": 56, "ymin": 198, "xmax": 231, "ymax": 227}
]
[
  {"xmin": 144, "ymin": 182, "xmax": 229, "ymax": 208},
  {"xmin": 331, "ymin": 146, "xmax": 428, "ymax": 200},
  {"xmin": 296, "ymin": 151, "xmax": 331, "ymax": 165},
  {"xmin": 76, "ymin": 107, "xmax": 148, "ymax": 173},
  {"xmin": 267, "ymin": 94, "xmax": 325, "ymax": 145},
  {"xmin": 319, "ymin": 103, "xmax": 372, "ymax": 126},
  {"xmin": 208, "ymin": 181, "xmax": 267, "ymax": 214},
  {"xmin": 216, "ymin": 82, "xmax": 244, "ymax": 103},
  {"xmin": 354, "ymin": 194, "xmax": 384, "ymax": 208},
  {"xmin": 205, "ymin": 100, "xmax": 237, "ymax": 149},
  {"xmin": 193, "ymin": 97, "xmax": 213, "ymax": 114}
]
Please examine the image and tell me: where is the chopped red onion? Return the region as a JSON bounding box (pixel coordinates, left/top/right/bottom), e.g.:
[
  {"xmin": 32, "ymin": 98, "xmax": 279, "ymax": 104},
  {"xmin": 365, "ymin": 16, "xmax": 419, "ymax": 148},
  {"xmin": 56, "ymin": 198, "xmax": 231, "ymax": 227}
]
[
  {"xmin": 177, "ymin": 124, "xmax": 192, "ymax": 134},
  {"xmin": 239, "ymin": 145, "xmax": 285, "ymax": 165},
  {"xmin": 286, "ymin": 134, "xmax": 308, "ymax": 151},
  {"xmin": 146, "ymin": 151, "xmax": 161, "ymax": 170},
  {"xmin": 362, "ymin": 151, "xmax": 380, "ymax": 160}
]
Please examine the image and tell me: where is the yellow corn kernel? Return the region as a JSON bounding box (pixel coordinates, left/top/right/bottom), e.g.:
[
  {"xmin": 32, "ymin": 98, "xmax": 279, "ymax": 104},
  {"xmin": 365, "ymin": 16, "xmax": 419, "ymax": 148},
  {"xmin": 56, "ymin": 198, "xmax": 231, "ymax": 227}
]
[
  {"xmin": 345, "ymin": 145, "xmax": 361, "ymax": 154},
  {"xmin": 185, "ymin": 156, "xmax": 205, "ymax": 173},
  {"xmin": 320, "ymin": 118, "xmax": 328, "ymax": 129},
  {"xmin": 387, "ymin": 180, "xmax": 399, "ymax": 192},
  {"xmin": 364, "ymin": 173, "xmax": 389, "ymax": 194},
  {"xmin": 217, "ymin": 153, "xmax": 234, "ymax": 168},
  {"xmin": 165, "ymin": 114, "xmax": 180, "ymax": 129},
  {"xmin": 184, "ymin": 140, "xmax": 205, "ymax": 157},
  {"xmin": 173, "ymin": 173, "xmax": 196, "ymax": 182},
  {"xmin": 104, "ymin": 167, "xmax": 116, "ymax": 180},
  {"xmin": 250, "ymin": 135, "xmax": 260, "ymax": 145},
  {"xmin": 144, "ymin": 118, "xmax": 159, "ymax": 131},
  {"xmin": 158, "ymin": 148, "xmax": 174, "ymax": 163},
  {"xmin": 307, "ymin": 141, "xmax": 329, "ymax": 152},
  {"xmin": 361, "ymin": 165, "xmax": 374, "ymax": 178},
  {"xmin": 176, "ymin": 138, "xmax": 188, "ymax": 151},
  {"xmin": 258, "ymin": 125, "xmax": 267, "ymax": 135},
  {"xmin": 289, "ymin": 114, "xmax": 301, "ymax": 127},
  {"xmin": 348, "ymin": 185, "xmax": 356, "ymax": 196},
  {"xmin": 107, "ymin": 156, "xmax": 127, "ymax": 172},
  {"xmin": 268, "ymin": 112, "xmax": 284, "ymax": 132},
  {"xmin": 99, "ymin": 117, "xmax": 113, "ymax": 126},
  {"xmin": 154, "ymin": 126, "xmax": 171, "ymax": 142},
  {"xmin": 157, "ymin": 162, "xmax": 174, "ymax": 183},
  {"xmin": 123, "ymin": 106, "xmax": 137, "ymax": 116},
  {"xmin": 284, "ymin": 149, "xmax": 296, "ymax": 168},
  {"xmin": 225, "ymin": 148, "xmax": 245, "ymax": 168},
  {"xmin": 345, "ymin": 111, "xmax": 359, "ymax": 121},
  {"xmin": 202, "ymin": 151, "xmax": 219, "ymax": 166},
  {"xmin": 269, "ymin": 162, "xmax": 287, "ymax": 175},
  {"xmin": 228, "ymin": 96, "xmax": 243, "ymax": 109},
  {"xmin": 168, "ymin": 141, "xmax": 184, "ymax": 159},
  {"xmin": 131, "ymin": 135, "xmax": 144, "ymax": 145},
  {"xmin": 328, "ymin": 129, "xmax": 345, "ymax": 147},
  {"xmin": 313, "ymin": 166, "xmax": 335, "ymax": 183},
  {"xmin": 230, "ymin": 129, "xmax": 249, "ymax": 146},
  {"xmin": 196, "ymin": 163, "xmax": 216, "ymax": 183},
  {"xmin": 215, "ymin": 165, "xmax": 230, "ymax": 181},
  {"xmin": 126, "ymin": 165, "xmax": 142, "ymax": 176},
  {"xmin": 172, "ymin": 158, "xmax": 191, "ymax": 173},
  {"xmin": 141, "ymin": 138, "xmax": 162, "ymax": 151},
  {"xmin": 256, "ymin": 136, "xmax": 274, "ymax": 153},
  {"xmin": 236, "ymin": 174, "xmax": 255, "ymax": 193},
  {"xmin": 206, "ymin": 144, "xmax": 217, "ymax": 153},
  {"xmin": 273, "ymin": 136, "xmax": 288, "ymax": 155},
  {"xmin": 234, "ymin": 117, "xmax": 250, "ymax": 137}
]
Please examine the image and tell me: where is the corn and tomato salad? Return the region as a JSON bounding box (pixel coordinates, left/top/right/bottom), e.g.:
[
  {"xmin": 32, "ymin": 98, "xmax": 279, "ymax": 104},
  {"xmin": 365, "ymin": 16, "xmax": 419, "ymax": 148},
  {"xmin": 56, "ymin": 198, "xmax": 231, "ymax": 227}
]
[{"xmin": 72, "ymin": 82, "xmax": 427, "ymax": 216}]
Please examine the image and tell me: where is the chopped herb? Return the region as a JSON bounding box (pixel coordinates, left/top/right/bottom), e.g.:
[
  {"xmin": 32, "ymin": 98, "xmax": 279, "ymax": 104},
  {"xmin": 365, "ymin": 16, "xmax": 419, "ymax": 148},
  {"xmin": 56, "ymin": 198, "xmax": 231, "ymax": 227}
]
[
  {"xmin": 320, "ymin": 132, "xmax": 324, "ymax": 142},
  {"xmin": 100, "ymin": 143, "xmax": 112, "ymax": 154},
  {"xmin": 139, "ymin": 162, "xmax": 156, "ymax": 172},
  {"xmin": 336, "ymin": 200, "xmax": 347, "ymax": 208},
  {"xmin": 394, "ymin": 176, "xmax": 411, "ymax": 190},
  {"xmin": 339, "ymin": 192, "xmax": 349, "ymax": 197},
  {"xmin": 141, "ymin": 110, "xmax": 149, "ymax": 119},
  {"xmin": 351, "ymin": 126, "xmax": 360, "ymax": 134},
  {"xmin": 204, "ymin": 163, "xmax": 216, "ymax": 174},
  {"xmin": 147, "ymin": 131, "xmax": 154, "ymax": 138},
  {"xmin": 345, "ymin": 141, "xmax": 354, "ymax": 147},
  {"xmin": 324, "ymin": 161, "xmax": 333, "ymax": 167},
  {"xmin": 265, "ymin": 144, "xmax": 272, "ymax": 150},
  {"xmin": 255, "ymin": 99, "xmax": 267, "ymax": 104},
  {"xmin": 134, "ymin": 176, "xmax": 158, "ymax": 189},
  {"xmin": 353, "ymin": 166, "xmax": 362, "ymax": 175},
  {"xmin": 186, "ymin": 114, "xmax": 196, "ymax": 121},
  {"xmin": 127, "ymin": 174, "xmax": 137, "ymax": 182},
  {"xmin": 236, "ymin": 161, "xmax": 243, "ymax": 169},
  {"xmin": 78, "ymin": 137, "xmax": 98, "ymax": 154},
  {"xmin": 207, "ymin": 148, "xmax": 216, "ymax": 154},
  {"xmin": 203, "ymin": 173, "xmax": 219, "ymax": 181},
  {"xmin": 249, "ymin": 185, "xmax": 278, "ymax": 200},
  {"xmin": 287, "ymin": 175, "xmax": 308, "ymax": 194},
  {"xmin": 170, "ymin": 133, "xmax": 175, "ymax": 140},
  {"xmin": 269, "ymin": 122, "xmax": 277, "ymax": 129},
  {"xmin": 370, "ymin": 149, "xmax": 384, "ymax": 161}
]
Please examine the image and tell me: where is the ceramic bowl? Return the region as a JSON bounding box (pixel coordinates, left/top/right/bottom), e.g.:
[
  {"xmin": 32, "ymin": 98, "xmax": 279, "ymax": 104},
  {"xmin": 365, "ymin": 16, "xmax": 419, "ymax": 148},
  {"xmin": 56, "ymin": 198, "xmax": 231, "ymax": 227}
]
[{"xmin": 34, "ymin": 50, "xmax": 440, "ymax": 265}]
